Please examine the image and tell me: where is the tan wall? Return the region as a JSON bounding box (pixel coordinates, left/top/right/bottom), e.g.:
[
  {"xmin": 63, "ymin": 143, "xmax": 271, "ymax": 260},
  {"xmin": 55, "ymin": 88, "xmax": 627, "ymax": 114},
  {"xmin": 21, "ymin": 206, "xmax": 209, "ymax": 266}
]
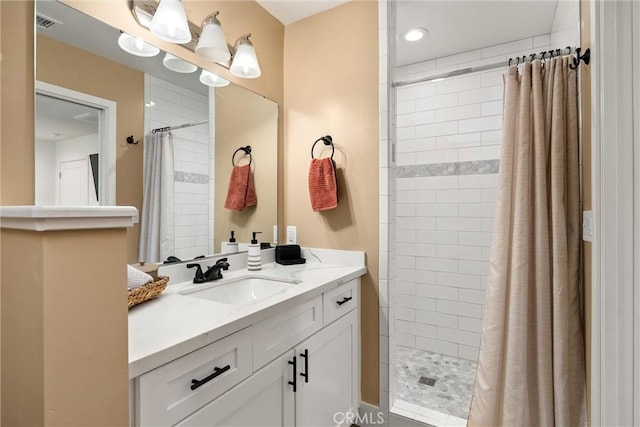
[
  {"xmin": 283, "ymin": 1, "xmax": 379, "ymax": 405},
  {"xmin": 580, "ymin": 0, "xmax": 592, "ymax": 423},
  {"xmin": 36, "ymin": 35, "xmax": 145, "ymax": 263},
  {"xmin": 215, "ymin": 84, "xmax": 279, "ymax": 250}
]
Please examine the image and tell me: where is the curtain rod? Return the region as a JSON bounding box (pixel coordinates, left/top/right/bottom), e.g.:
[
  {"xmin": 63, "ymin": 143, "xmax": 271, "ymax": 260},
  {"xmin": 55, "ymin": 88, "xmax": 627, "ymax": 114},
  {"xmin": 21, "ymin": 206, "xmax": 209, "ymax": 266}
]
[
  {"xmin": 393, "ymin": 46, "xmax": 588, "ymax": 88},
  {"xmin": 151, "ymin": 120, "xmax": 209, "ymax": 134}
]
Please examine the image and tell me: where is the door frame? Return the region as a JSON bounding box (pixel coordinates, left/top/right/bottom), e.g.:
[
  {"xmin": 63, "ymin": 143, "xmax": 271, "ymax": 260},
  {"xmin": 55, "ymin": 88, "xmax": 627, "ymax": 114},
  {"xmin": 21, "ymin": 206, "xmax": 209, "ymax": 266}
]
[
  {"xmin": 590, "ymin": 0, "xmax": 639, "ymax": 425},
  {"xmin": 35, "ymin": 80, "xmax": 116, "ymax": 205}
]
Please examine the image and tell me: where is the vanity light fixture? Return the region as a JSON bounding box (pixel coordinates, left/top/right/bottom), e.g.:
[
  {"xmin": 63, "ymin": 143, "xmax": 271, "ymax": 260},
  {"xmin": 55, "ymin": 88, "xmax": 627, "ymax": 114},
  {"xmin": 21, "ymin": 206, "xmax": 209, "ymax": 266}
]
[
  {"xmin": 163, "ymin": 52, "xmax": 197, "ymax": 73},
  {"xmin": 402, "ymin": 27, "xmax": 429, "ymax": 42},
  {"xmin": 195, "ymin": 12, "xmax": 231, "ymax": 63},
  {"xmin": 118, "ymin": 32, "xmax": 160, "ymax": 57},
  {"xmin": 199, "ymin": 70, "xmax": 230, "ymax": 87},
  {"xmin": 150, "ymin": 0, "xmax": 191, "ymax": 44},
  {"xmin": 230, "ymin": 34, "xmax": 261, "ymax": 79}
]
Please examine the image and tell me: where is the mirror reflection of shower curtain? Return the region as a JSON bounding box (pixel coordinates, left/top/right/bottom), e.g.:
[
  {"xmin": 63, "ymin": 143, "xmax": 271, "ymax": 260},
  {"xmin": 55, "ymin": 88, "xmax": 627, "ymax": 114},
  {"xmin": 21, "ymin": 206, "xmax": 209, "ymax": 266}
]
[{"xmin": 139, "ymin": 131, "xmax": 175, "ymax": 263}]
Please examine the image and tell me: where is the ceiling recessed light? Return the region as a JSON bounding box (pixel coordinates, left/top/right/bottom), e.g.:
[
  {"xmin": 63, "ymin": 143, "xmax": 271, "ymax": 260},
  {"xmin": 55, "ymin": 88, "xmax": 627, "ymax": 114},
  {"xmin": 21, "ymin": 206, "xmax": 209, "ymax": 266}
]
[{"xmin": 403, "ymin": 27, "xmax": 429, "ymax": 42}]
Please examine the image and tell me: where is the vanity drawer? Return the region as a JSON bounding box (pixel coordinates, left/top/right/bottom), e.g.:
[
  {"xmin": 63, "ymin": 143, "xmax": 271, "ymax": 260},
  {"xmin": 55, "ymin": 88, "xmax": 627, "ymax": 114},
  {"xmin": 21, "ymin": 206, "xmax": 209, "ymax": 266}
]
[
  {"xmin": 323, "ymin": 279, "xmax": 359, "ymax": 325},
  {"xmin": 136, "ymin": 327, "xmax": 252, "ymax": 426},
  {"xmin": 253, "ymin": 295, "xmax": 323, "ymax": 370}
]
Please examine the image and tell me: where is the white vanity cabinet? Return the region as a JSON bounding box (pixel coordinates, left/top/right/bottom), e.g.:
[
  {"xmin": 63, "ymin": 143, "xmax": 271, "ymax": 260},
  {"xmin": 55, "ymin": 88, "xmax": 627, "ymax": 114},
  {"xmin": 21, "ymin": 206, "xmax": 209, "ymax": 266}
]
[{"xmin": 132, "ymin": 278, "xmax": 360, "ymax": 427}]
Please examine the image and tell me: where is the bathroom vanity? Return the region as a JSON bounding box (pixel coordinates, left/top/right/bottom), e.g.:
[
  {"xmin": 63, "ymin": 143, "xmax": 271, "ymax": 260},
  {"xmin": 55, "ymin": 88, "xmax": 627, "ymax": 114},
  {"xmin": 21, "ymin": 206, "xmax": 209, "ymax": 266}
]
[{"xmin": 128, "ymin": 249, "xmax": 366, "ymax": 426}]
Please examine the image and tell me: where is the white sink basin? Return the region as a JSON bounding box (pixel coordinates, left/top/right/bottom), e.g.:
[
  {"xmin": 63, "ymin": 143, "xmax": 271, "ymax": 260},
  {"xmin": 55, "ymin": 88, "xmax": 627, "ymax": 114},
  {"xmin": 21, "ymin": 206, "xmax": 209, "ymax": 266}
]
[{"xmin": 180, "ymin": 275, "xmax": 301, "ymax": 307}]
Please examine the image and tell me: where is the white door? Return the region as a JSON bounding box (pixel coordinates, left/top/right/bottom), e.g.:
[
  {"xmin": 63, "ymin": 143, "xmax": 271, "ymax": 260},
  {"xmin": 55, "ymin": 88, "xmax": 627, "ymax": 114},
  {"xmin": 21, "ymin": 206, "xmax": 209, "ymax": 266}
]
[
  {"xmin": 295, "ymin": 310, "xmax": 359, "ymax": 427},
  {"xmin": 59, "ymin": 159, "xmax": 88, "ymax": 205},
  {"xmin": 176, "ymin": 351, "xmax": 295, "ymax": 427}
]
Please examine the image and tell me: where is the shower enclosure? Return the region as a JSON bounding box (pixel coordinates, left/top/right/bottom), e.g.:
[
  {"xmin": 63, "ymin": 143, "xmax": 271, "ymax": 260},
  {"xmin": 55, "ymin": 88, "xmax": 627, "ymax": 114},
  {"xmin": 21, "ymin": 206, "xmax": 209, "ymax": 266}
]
[{"xmin": 381, "ymin": 1, "xmax": 581, "ymax": 425}]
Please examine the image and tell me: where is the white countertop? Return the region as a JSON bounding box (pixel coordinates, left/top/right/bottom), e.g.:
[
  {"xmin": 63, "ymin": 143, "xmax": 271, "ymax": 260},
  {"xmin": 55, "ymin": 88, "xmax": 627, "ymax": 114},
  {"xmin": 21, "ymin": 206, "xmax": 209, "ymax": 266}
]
[{"xmin": 128, "ymin": 257, "xmax": 366, "ymax": 378}]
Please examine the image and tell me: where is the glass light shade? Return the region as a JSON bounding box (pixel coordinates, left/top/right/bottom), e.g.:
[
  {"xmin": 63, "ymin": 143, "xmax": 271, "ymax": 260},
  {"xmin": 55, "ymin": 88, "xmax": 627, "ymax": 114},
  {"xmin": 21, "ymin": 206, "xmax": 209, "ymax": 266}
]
[
  {"xmin": 117, "ymin": 33, "xmax": 160, "ymax": 57},
  {"xmin": 199, "ymin": 70, "xmax": 230, "ymax": 87},
  {"xmin": 150, "ymin": 0, "xmax": 191, "ymax": 44},
  {"xmin": 230, "ymin": 37, "xmax": 261, "ymax": 78},
  {"xmin": 163, "ymin": 53, "xmax": 197, "ymax": 73},
  {"xmin": 195, "ymin": 18, "xmax": 231, "ymax": 63}
]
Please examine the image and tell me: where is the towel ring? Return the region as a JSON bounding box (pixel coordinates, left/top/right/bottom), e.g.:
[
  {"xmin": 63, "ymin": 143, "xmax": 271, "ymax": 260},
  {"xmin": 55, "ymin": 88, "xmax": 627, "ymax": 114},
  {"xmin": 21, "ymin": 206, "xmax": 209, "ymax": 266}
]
[
  {"xmin": 231, "ymin": 146, "xmax": 252, "ymax": 166},
  {"xmin": 311, "ymin": 135, "xmax": 334, "ymax": 159}
]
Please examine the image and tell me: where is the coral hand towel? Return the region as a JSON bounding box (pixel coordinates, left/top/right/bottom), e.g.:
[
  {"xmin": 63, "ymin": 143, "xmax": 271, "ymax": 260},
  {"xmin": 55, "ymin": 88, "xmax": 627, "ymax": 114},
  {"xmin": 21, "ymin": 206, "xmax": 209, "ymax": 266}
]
[
  {"xmin": 224, "ymin": 164, "xmax": 257, "ymax": 210},
  {"xmin": 308, "ymin": 158, "xmax": 338, "ymax": 211}
]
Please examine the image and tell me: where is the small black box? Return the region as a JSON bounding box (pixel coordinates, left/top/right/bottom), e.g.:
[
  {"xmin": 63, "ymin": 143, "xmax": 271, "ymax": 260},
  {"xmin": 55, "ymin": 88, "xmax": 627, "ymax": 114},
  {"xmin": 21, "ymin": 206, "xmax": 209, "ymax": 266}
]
[{"xmin": 275, "ymin": 245, "xmax": 306, "ymax": 265}]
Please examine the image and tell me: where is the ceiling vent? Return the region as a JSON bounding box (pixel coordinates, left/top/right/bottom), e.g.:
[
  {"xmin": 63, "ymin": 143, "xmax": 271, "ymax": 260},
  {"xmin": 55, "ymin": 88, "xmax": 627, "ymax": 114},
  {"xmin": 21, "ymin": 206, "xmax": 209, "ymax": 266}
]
[{"xmin": 36, "ymin": 13, "xmax": 62, "ymax": 30}]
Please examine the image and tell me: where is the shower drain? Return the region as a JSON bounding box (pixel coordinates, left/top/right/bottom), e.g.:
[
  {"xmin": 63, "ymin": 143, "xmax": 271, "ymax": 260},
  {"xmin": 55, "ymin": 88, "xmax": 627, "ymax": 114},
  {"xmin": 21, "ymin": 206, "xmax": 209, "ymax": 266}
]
[{"xmin": 418, "ymin": 376, "xmax": 436, "ymax": 386}]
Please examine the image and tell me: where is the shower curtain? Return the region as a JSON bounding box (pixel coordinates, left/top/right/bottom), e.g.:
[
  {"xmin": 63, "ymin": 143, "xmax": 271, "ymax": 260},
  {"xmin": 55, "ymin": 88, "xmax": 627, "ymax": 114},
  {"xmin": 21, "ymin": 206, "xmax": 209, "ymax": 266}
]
[
  {"xmin": 468, "ymin": 57, "xmax": 586, "ymax": 426},
  {"xmin": 139, "ymin": 131, "xmax": 175, "ymax": 263}
]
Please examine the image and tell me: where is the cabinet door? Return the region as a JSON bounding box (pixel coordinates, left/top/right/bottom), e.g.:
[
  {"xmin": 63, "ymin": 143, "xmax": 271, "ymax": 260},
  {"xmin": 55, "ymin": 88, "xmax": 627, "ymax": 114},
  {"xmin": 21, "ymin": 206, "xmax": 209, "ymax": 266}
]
[
  {"xmin": 176, "ymin": 351, "xmax": 295, "ymax": 427},
  {"xmin": 295, "ymin": 309, "xmax": 359, "ymax": 427}
]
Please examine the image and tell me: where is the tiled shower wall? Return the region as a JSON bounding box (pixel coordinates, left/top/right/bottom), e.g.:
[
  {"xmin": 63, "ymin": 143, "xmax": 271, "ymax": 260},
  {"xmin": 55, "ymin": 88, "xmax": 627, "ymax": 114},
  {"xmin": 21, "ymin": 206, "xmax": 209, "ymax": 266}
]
[
  {"xmin": 392, "ymin": 34, "xmax": 559, "ymax": 362},
  {"xmin": 144, "ymin": 75, "xmax": 214, "ymax": 260}
]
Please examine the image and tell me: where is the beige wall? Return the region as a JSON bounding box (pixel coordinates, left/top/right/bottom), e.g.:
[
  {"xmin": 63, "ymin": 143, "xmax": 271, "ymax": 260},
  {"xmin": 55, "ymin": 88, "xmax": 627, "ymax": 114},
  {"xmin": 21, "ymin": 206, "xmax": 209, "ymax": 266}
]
[
  {"xmin": 283, "ymin": 1, "xmax": 380, "ymax": 405},
  {"xmin": 1, "ymin": 228, "xmax": 129, "ymax": 426},
  {"xmin": 215, "ymin": 84, "xmax": 279, "ymax": 250},
  {"xmin": 36, "ymin": 35, "xmax": 145, "ymax": 263}
]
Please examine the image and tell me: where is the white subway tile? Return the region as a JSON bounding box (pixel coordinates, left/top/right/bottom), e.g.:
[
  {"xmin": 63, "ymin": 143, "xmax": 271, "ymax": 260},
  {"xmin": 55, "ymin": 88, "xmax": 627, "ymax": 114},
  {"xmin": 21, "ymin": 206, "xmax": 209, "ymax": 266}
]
[
  {"xmin": 482, "ymin": 217, "xmax": 494, "ymax": 233},
  {"xmin": 415, "ymin": 93, "xmax": 458, "ymax": 111},
  {"xmin": 458, "ymin": 344, "xmax": 480, "ymax": 361},
  {"xmin": 396, "ymin": 332, "xmax": 416, "ymax": 347},
  {"xmin": 397, "ymin": 110, "xmax": 437, "ymax": 127},
  {"xmin": 436, "ymin": 74, "xmax": 482, "ymax": 95},
  {"xmin": 436, "ymin": 104, "xmax": 482, "ymax": 122},
  {"xmin": 458, "ymin": 145, "xmax": 502, "ymax": 162},
  {"xmin": 437, "ymin": 244, "xmax": 483, "ymax": 261},
  {"xmin": 459, "ymin": 263, "xmax": 488, "ymax": 279},
  {"xmin": 437, "ymin": 217, "xmax": 482, "ymax": 232},
  {"xmin": 482, "ymin": 129, "xmax": 502, "ymax": 145},
  {"xmin": 436, "ymin": 132, "xmax": 482, "ymax": 149},
  {"xmin": 435, "ymin": 49, "xmax": 482, "ymax": 68},
  {"xmin": 480, "ymin": 70, "xmax": 504, "ymax": 88},
  {"xmin": 396, "ymin": 203, "xmax": 416, "ymax": 217},
  {"xmin": 395, "ymin": 306, "xmax": 416, "ymax": 322},
  {"xmin": 459, "ymin": 289, "xmax": 487, "ymax": 305},
  {"xmin": 396, "ymin": 126, "xmax": 416, "ymax": 141},
  {"xmin": 481, "ymin": 100, "xmax": 504, "ymax": 116},
  {"xmin": 416, "ymin": 121, "xmax": 458, "ymax": 138},
  {"xmin": 396, "ymin": 152, "xmax": 416, "ymax": 166},
  {"xmin": 458, "ymin": 115, "xmax": 503, "ymax": 133},
  {"xmin": 436, "ymin": 272, "xmax": 482, "ymax": 289},
  {"xmin": 458, "ymin": 174, "xmax": 498, "ymax": 189},
  {"xmin": 459, "ymin": 86, "xmax": 503, "ymax": 105},
  {"xmin": 415, "ymin": 149, "xmax": 459, "ymax": 165},
  {"xmin": 415, "ymin": 175, "xmax": 459, "ymax": 190},
  {"xmin": 397, "ymin": 294, "xmax": 437, "ymax": 311},
  {"xmin": 416, "ymin": 283, "xmax": 458, "ymax": 301},
  {"xmin": 415, "ymin": 337, "xmax": 458, "ymax": 357},
  {"xmin": 396, "ymin": 320, "xmax": 437, "ymax": 338},
  {"xmin": 416, "ymin": 257, "xmax": 458, "ymax": 273},
  {"xmin": 482, "ymin": 247, "xmax": 492, "ymax": 261},
  {"xmin": 416, "ymin": 203, "xmax": 458, "ymax": 217},
  {"xmin": 482, "ymin": 188, "xmax": 498, "ymax": 202},
  {"xmin": 437, "ymin": 189, "xmax": 482, "ymax": 203},
  {"xmin": 415, "ymin": 310, "xmax": 458, "ymax": 328},
  {"xmin": 417, "ymin": 231, "xmax": 458, "ymax": 245},
  {"xmin": 396, "ymin": 281, "xmax": 416, "ymax": 295},
  {"xmin": 396, "ymin": 177, "xmax": 416, "ymax": 191},
  {"xmin": 437, "ymin": 300, "xmax": 482, "ymax": 318},
  {"xmin": 397, "ymin": 137, "xmax": 436, "ymax": 153},
  {"xmin": 396, "ymin": 243, "xmax": 437, "ymax": 257},
  {"xmin": 482, "ymin": 37, "xmax": 533, "ymax": 58},
  {"xmin": 397, "ymin": 100, "xmax": 416, "ymax": 115},
  {"xmin": 437, "ymin": 326, "xmax": 481, "ymax": 346},
  {"xmin": 533, "ymin": 33, "xmax": 551, "ymax": 47},
  {"xmin": 459, "ymin": 232, "xmax": 492, "ymax": 247},
  {"xmin": 398, "ymin": 81, "xmax": 436, "ymax": 101},
  {"xmin": 396, "ymin": 229, "xmax": 417, "ymax": 243},
  {"xmin": 396, "ymin": 255, "xmax": 416, "ymax": 269},
  {"xmin": 396, "ymin": 217, "xmax": 437, "ymax": 231},
  {"xmin": 458, "ymin": 203, "xmax": 496, "ymax": 217},
  {"xmin": 397, "ymin": 190, "xmax": 436, "ymax": 204},
  {"xmin": 397, "ymin": 268, "xmax": 436, "ymax": 284}
]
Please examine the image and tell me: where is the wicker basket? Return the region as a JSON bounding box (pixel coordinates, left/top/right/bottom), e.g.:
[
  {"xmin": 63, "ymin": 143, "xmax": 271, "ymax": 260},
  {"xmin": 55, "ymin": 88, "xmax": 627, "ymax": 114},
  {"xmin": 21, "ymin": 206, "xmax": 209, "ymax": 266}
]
[{"xmin": 128, "ymin": 276, "xmax": 169, "ymax": 309}]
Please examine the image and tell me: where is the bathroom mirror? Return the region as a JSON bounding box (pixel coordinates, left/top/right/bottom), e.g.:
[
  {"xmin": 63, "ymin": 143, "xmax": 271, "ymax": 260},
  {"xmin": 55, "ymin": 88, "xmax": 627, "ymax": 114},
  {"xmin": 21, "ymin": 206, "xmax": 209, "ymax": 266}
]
[{"xmin": 34, "ymin": 0, "xmax": 278, "ymax": 263}]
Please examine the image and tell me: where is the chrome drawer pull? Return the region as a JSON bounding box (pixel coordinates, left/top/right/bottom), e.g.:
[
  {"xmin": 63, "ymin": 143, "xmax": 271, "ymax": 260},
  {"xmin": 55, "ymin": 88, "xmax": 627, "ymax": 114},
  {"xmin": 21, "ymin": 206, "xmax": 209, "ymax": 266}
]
[
  {"xmin": 336, "ymin": 296, "xmax": 352, "ymax": 306},
  {"xmin": 190, "ymin": 364, "xmax": 231, "ymax": 390}
]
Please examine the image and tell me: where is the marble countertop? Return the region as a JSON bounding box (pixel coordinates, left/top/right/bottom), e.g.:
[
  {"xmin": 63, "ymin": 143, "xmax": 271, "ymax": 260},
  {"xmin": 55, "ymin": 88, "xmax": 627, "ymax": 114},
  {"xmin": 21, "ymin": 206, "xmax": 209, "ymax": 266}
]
[{"xmin": 128, "ymin": 251, "xmax": 366, "ymax": 379}]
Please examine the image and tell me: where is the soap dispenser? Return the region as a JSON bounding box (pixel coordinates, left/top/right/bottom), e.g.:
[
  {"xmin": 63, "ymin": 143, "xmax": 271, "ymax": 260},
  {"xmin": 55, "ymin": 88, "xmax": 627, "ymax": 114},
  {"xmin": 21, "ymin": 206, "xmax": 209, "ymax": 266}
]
[
  {"xmin": 247, "ymin": 231, "xmax": 262, "ymax": 271},
  {"xmin": 221, "ymin": 230, "xmax": 239, "ymax": 254}
]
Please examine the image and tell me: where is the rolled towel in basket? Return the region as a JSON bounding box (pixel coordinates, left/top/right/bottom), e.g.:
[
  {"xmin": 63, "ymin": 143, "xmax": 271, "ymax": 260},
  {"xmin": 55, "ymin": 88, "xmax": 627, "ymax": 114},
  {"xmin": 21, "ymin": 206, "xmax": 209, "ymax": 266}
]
[
  {"xmin": 127, "ymin": 264, "xmax": 153, "ymax": 291},
  {"xmin": 308, "ymin": 157, "xmax": 338, "ymax": 211},
  {"xmin": 224, "ymin": 164, "xmax": 257, "ymax": 210}
]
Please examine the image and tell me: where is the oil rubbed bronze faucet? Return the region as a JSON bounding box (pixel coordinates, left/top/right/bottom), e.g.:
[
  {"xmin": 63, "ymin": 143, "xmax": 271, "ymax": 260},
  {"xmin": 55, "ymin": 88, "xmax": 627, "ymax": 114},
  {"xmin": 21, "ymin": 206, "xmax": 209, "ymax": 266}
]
[{"xmin": 187, "ymin": 258, "xmax": 230, "ymax": 283}]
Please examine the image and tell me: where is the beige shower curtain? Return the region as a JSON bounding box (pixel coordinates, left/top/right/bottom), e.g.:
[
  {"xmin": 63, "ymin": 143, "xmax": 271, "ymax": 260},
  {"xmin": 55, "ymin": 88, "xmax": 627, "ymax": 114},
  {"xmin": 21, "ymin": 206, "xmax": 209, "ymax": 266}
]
[{"xmin": 468, "ymin": 57, "xmax": 586, "ymax": 426}]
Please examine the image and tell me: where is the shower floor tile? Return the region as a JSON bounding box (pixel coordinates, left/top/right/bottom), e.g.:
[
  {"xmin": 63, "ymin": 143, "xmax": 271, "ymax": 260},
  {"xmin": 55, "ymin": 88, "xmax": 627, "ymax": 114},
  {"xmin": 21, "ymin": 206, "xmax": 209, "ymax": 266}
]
[{"xmin": 393, "ymin": 346, "xmax": 477, "ymax": 420}]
